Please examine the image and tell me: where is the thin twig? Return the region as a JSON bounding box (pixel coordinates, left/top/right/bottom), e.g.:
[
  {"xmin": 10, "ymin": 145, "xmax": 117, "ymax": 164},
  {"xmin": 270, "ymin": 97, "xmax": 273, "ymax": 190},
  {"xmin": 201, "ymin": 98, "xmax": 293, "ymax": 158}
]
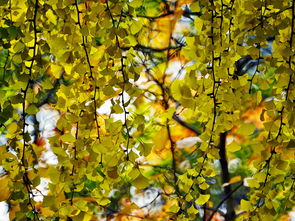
[{"xmin": 208, "ymin": 182, "xmax": 243, "ymax": 221}]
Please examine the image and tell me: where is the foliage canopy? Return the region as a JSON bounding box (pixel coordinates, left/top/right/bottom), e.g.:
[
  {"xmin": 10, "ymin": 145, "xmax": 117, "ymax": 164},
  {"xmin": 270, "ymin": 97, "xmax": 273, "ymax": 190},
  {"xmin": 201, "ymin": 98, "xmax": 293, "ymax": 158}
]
[{"xmin": 0, "ymin": 0, "xmax": 294, "ymax": 220}]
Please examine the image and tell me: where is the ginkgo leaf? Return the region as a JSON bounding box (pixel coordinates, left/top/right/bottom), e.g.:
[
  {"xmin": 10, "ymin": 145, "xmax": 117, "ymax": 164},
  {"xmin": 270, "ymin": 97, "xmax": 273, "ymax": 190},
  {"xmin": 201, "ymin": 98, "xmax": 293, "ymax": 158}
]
[
  {"xmin": 112, "ymin": 104, "xmax": 123, "ymax": 114},
  {"xmin": 253, "ymin": 172, "xmax": 266, "ymax": 182},
  {"xmin": 245, "ymin": 178, "xmax": 260, "ymax": 188},
  {"xmin": 241, "ymin": 199, "xmax": 252, "ymax": 211},
  {"xmin": 194, "ymin": 16, "xmax": 203, "ymax": 32},
  {"xmin": 169, "ymin": 204, "xmax": 180, "ymax": 213},
  {"xmin": 132, "ymin": 174, "xmax": 149, "ymax": 189},
  {"xmin": 93, "ymin": 142, "xmax": 107, "ymax": 153},
  {"xmin": 13, "ymin": 41, "xmax": 25, "ymax": 53},
  {"xmin": 7, "ymin": 122, "xmax": 18, "ymax": 134},
  {"xmin": 0, "ymin": 0, "xmax": 293, "ymax": 219},
  {"xmin": 153, "ymin": 127, "xmax": 168, "ymax": 150},
  {"xmin": 227, "ymin": 140, "xmax": 241, "ymax": 152},
  {"xmin": 26, "ymin": 104, "xmax": 39, "ymax": 115},
  {"xmin": 98, "ymin": 198, "xmax": 111, "ymax": 206},
  {"xmin": 52, "ymin": 147, "xmax": 68, "ymax": 157},
  {"xmin": 199, "ymin": 182, "xmax": 209, "ymax": 190},
  {"xmin": 129, "ymin": 0, "xmax": 142, "ymax": 7},
  {"xmin": 0, "ymin": 175, "xmax": 10, "ymax": 201},
  {"xmin": 75, "ymin": 200, "xmax": 88, "ymax": 212},
  {"xmin": 187, "ymin": 204, "xmax": 199, "ymax": 214},
  {"xmin": 190, "ymin": 2, "xmax": 200, "ymax": 12},
  {"xmin": 130, "ymin": 20, "xmax": 142, "ymax": 35},
  {"xmin": 223, "ymin": 176, "xmax": 242, "ymax": 187},
  {"xmin": 60, "ymin": 133, "xmax": 75, "ymax": 142},
  {"xmin": 195, "ymin": 194, "xmax": 210, "ymax": 205},
  {"xmin": 236, "ymin": 123, "xmax": 256, "ymax": 136},
  {"xmin": 46, "ymin": 9, "xmax": 57, "ymax": 25}
]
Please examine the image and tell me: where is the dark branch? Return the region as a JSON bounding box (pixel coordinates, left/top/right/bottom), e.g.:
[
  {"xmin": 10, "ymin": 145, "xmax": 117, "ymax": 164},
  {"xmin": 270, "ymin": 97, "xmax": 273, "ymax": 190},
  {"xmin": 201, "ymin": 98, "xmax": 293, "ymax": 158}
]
[
  {"xmin": 208, "ymin": 182, "xmax": 243, "ymax": 221},
  {"xmin": 120, "ymin": 44, "xmax": 183, "ymax": 53},
  {"xmin": 172, "ymin": 113, "xmax": 201, "ymax": 135}
]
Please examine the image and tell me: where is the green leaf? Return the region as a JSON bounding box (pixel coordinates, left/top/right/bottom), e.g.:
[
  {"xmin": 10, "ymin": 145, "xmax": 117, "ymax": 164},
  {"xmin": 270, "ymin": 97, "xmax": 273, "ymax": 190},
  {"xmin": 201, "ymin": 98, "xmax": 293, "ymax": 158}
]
[
  {"xmin": 112, "ymin": 104, "xmax": 123, "ymax": 114},
  {"xmin": 13, "ymin": 41, "xmax": 25, "ymax": 53},
  {"xmin": 26, "ymin": 104, "xmax": 39, "ymax": 115}
]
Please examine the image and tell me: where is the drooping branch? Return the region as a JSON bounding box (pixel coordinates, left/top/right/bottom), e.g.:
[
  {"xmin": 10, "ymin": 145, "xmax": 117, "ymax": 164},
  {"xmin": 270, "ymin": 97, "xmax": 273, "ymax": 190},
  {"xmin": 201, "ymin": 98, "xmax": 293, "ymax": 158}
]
[
  {"xmin": 74, "ymin": 0, "xmax": 100, "ymax": 143},
  {"xmin": 166, "ymin": 122, "xmax": 180, "ymax": 196},
  {"xmin": 74, "ymin": 0, "xmax": 93, "ymax": 79},
  {"xmin": 70, "ymin": 121, "xmax": 79, "ymax": 206},
  {"xmin": 120, "ymin": 57, "xmax": 131, "ymax": 161},
  {"xmin": 276, "ymin": 0, "xmax": 294, "ymax": 139},
  {"xmin": 21, "ymin": 0, "xmax": 40, "ymax": 219}
]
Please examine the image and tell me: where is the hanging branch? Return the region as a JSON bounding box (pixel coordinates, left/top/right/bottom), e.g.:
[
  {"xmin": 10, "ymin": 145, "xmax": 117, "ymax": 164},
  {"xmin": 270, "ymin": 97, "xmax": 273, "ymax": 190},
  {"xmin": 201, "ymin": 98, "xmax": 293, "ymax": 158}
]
[
  {"xmin": 203, "ymin": 1, "xmax": 222, "ymax": 220},
  {"xmin": 105, "ymin": 0, "xmax": 131, "ymax": 161},
  {"xmin": 74, "ymin": 0, "xmax": 93, "ymax": 79},
  {"xmin": 252, "ymin": 146, "xmax": 276, "ymax": 214},
  {"xmin": 21, "ymin": 0, "xmax": 40, "ymax": 219},
  {"xmin": 216, "ymin": 3, "xmax": 236, "ymax": 220},
  {"xmin": 93, "ymin": 86, "xmax": 101, "ymax": 141},
  {"xmin": 120, "ymin": 57, "xmax": 131, "ymax": 161},
  {"xmin": 165, "ymin": 10, "xmax": 181, "ymax": 198},
  {"xmin": 276, "ymin": 0, "xmax": 294, "ymax": 139},
  {"xmin": 74, "ymin": 0, "xmax": 100, "ymax": 142},
  {"xmin": 252, "ymin": 1, "xmax": 294, "ymax": 216},
  {"xmin": 70, "ymin": 121, "xmax": 79, "ymax": 205},
  {"xmin": 166, "ymin": 121, "xmax": 180, "ymax": 196}
]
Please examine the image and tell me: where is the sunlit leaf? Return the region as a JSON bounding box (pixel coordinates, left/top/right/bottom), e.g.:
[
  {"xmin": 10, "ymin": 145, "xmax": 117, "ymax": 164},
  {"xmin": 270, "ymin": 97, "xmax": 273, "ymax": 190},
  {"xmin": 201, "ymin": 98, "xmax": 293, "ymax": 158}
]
[{"xmin": 195, "ymin": 194, "xmax": 210, "ymax": 205}]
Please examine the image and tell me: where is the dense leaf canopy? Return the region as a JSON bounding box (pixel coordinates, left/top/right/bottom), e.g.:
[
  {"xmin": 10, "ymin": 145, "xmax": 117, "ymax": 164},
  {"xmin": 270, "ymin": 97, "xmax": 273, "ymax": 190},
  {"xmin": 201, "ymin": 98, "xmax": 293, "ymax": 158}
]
[{"xmin": 0, "ymin": 0, "xmax": 294, "ymax": 220}]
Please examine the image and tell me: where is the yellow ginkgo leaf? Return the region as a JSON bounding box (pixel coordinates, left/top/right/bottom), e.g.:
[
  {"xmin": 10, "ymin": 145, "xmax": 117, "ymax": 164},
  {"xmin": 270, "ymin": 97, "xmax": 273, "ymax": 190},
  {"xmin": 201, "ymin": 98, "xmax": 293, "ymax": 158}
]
[
  {"xmin": 195, "ymin": 194, "xmax": 210, "ymax": 205},
  {"xmin": 245, "ymin": 178, "xmax": 260, "ymax": 188},
  {"xmin": 227, "ymin": 141, "xmax": 241, "ymax": 152},
  {"xmin": 236, "ymin": 123, "xmax": 256, "ymax": 136},
  {"xmin": 60, "ymin": 133, "xmax": 75, "ymax": 143},
  {"xmin": 0, "ymin": 175, "xmax": 10, "ymax": 202},
  {"xmin": 223, "ymin": 176, "xmax": 242, "ymax": 187},
  {"xmin": 240, "ymin": 199, "xmax": 252, "ymax": 211},
  {"xmin": 187, "ymin": 204, "xmax": 199, "ymax": 214},
  {"xmin": 132, "ymin": 174, "xmax": 149, "ymax": 189}
]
